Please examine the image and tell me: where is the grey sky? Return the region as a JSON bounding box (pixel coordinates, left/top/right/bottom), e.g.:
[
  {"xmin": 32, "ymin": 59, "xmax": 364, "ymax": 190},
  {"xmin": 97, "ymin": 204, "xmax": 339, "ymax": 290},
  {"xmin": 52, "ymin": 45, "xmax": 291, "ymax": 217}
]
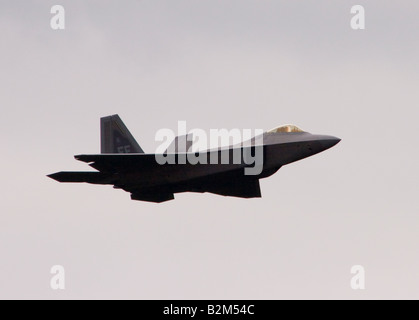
[{"xmin": 0, "ymin": 0, "xmax": 418, "ymax": 299}]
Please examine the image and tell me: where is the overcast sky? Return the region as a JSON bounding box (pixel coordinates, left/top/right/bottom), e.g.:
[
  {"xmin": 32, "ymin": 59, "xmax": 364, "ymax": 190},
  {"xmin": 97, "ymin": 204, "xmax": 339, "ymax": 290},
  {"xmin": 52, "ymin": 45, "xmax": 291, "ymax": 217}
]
[{"xmin": 0, "ymin": 0, "xmax": 418, "ymax": 299}]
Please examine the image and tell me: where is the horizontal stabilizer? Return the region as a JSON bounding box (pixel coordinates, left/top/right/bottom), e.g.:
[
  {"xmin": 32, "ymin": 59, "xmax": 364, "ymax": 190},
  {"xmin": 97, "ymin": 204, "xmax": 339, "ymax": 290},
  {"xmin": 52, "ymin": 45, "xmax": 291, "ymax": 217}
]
[{"xmin": 48, "ymin": 172, "xmax": 112, "ymax": 184}]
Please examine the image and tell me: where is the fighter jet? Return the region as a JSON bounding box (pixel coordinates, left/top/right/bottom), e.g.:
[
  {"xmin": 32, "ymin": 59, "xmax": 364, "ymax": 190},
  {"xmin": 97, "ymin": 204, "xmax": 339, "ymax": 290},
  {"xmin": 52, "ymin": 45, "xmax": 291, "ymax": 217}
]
[{"xmin": 48, "ymin": 115, "xmax": 340, "ymax": 203}]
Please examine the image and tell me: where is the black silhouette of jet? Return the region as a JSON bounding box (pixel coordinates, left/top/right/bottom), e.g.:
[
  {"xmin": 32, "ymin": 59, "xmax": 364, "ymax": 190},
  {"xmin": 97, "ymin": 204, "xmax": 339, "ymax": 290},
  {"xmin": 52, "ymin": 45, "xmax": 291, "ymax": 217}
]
[{"xmin": 48, "ymin": 115, "xmax": 340, "ymax": 203}]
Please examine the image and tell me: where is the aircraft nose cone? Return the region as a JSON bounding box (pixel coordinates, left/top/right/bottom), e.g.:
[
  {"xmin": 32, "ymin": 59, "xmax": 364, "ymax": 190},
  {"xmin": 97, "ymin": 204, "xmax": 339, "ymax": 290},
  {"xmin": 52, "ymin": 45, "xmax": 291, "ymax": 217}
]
[{"xmin": 320, "ymin": 136, "xmax": 341, "ymax": 150}]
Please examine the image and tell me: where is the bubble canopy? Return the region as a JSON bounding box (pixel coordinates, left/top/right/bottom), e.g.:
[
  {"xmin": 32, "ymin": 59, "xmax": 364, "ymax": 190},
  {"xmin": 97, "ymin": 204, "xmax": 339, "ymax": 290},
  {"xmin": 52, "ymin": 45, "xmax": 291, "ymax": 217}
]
[{"xmin": 267, "ymin": 125, "xmax": 305, "ymax": 133}]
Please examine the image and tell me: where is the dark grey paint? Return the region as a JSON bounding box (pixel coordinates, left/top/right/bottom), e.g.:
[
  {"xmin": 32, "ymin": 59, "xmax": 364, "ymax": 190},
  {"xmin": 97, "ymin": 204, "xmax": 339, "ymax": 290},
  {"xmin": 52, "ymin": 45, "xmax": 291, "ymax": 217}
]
[{"xmin": 48, "ymin": 115, "xmax": 340, "ymax": 203}]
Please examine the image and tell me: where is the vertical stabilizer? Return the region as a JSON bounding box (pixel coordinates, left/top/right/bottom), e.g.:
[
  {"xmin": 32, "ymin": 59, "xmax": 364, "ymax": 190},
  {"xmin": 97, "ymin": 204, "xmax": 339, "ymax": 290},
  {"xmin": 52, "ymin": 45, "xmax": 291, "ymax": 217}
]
[{"xmin": 100, "ymin": 115, "xmax": 144, "ymax": 154}]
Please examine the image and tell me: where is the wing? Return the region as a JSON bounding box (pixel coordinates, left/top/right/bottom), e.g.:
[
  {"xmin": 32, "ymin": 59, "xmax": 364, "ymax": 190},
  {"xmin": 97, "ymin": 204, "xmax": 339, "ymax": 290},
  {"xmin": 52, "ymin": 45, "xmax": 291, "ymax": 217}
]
[
  {"xmin": 51, "ymin": 153, "xmax": 257, "ymax": 202},
  {"xmin": 74, "ymin": 153, "xmax": 158, "ymax": 172},
  {"xmin": 48, "ymin": 154, "xmax": 175, "ymax": 203}
]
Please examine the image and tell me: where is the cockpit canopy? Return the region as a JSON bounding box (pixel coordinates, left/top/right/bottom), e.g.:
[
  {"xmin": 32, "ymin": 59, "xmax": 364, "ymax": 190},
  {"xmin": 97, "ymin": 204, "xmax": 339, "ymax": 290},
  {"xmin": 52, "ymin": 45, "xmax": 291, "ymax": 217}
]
[{"xmin": 268, "ymin": 124, "xmax": 305, "ymax": 133}]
